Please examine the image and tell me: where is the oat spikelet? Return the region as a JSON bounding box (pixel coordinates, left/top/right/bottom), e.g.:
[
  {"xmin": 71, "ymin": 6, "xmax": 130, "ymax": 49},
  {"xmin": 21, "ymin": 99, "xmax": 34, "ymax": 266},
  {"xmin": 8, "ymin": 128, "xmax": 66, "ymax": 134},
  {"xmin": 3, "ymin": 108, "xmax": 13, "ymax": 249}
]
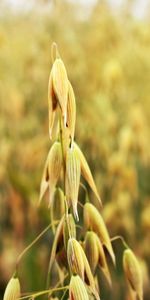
[
  {"xmin": 48, "ymin": 72, "xmax": 58, "ymax": 139},
  {"xmin": 3, "ymin": 277, "xmax": 20, "ymax": 300},
  {"xmin": 52, "ymin": 58, "xmax": 68, "ymax": 125},
  {"xmin": 66, "ymin": 145, "xmax": 81, "ymax": 220},
  {"xmin": 67, "ymin": 81, "xmax": 76, "ymax": 141},
  {"xmin": 67, "ymin": 238, "xmax": 85, "ymax": 279},
  {"xmin": 69, "ymin": 275, "xmax": 89, "ymax": 300},
  {"xmin": 123, "ymin": 249, "xmax": 143, "ymax": 300},
  {"xmin": 48, "ymin": 141, "xmax": 62, "ymax": 206},
  {"xmin": 84, "ymin": 203, "xmax": 115, "ymax": 265},
  {"xmin": 74, "ymin": 143, "xmax": 102, "ymax": 207},
  {"xmin": 67, "ymin": 238, "xmax": 100, "ymax": 300},
  {"xmin": 84, "ymin": 231, "xmax": 99, "ymax": 274},
  {"xmin": 39, "ymin": 151, "xmax": 50, "ymax": 204},
  {"xmin": 84, "ymin": 231, "xmax": 111, "ymax": 286}
]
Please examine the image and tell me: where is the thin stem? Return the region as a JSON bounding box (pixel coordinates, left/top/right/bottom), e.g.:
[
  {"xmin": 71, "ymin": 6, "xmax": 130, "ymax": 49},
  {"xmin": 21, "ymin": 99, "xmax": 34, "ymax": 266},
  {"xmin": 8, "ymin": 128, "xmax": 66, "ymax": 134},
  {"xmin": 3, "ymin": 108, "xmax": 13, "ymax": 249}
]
[
  {"xmin": 19, "ymin": 286, "xmax": 69, "ymax": 300},
  {"xmin": 16, "ymin": 222, "xmax": 58, "ymax": 271},
  {"xmin": 110, "ymin": 235, "xmax": 129, "ymax": 249},
  {"xmin": 80, "ymin": 182, "xmax": 89, "ymax": 203},
  {"xmin": 48, "ymin": 272, "xmax": 69, "ymax": 297},
  {"xmin": 60, "ymin": 288, "xmax": 68, "ymax": 300}
]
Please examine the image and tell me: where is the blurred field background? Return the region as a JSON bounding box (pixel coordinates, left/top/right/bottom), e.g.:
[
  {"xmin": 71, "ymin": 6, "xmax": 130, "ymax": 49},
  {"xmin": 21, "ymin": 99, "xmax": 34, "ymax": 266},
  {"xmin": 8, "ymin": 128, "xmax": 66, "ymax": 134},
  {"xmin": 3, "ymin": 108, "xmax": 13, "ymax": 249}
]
[{"xmin": 0, "ymin": 0, "xmax": 150, "ymax": 299}]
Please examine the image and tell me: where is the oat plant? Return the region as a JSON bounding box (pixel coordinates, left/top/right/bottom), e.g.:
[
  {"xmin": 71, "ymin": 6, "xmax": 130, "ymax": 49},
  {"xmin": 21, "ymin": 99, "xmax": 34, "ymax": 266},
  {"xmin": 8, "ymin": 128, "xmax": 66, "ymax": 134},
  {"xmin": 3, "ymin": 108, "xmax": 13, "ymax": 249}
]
[{"xmin": 3, "ymin": 44, "xmax": 143, "ymax": 300}]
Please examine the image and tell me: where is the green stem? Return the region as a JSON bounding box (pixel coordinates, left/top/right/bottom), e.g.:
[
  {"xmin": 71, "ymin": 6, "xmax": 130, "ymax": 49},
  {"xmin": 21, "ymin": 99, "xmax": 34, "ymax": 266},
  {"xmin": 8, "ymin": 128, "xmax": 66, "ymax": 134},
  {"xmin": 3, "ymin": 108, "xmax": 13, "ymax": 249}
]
[
  {"xmin": 19, "ymin": 285, "xmax": 69, "ymax": 300},
  {"xmin": 110, "ymin": 235, "xmax": 129, "ymax": 249},
  {"xmin": 16, "ymin": 222, "xmax": 58, "ymax": 271}
]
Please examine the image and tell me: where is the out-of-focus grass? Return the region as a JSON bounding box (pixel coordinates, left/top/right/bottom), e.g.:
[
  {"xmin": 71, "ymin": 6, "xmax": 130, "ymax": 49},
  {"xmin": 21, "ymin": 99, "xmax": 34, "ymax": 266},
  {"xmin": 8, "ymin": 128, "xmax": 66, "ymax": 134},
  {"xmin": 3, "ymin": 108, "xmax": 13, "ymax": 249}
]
[{"xmin": 0, "ymin": 1, "xmax": 150, "ymax": 299}]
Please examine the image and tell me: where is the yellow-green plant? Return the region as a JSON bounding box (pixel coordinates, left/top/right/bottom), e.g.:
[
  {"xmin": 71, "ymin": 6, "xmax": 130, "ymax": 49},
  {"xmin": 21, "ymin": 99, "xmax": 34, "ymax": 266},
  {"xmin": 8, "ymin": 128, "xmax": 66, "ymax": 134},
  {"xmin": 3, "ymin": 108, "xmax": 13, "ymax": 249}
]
[{"xmin": 3, "ymin": 43, "xmax": 144, "ymax": 300}]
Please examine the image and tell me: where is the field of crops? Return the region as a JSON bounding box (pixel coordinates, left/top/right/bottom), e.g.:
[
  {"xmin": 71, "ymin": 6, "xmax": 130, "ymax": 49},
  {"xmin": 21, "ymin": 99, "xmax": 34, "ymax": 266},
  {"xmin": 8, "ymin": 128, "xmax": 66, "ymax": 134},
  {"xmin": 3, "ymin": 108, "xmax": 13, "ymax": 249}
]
[{"xmin": 0, "ymin": 1, "xmax": 150, "ymax": 300}]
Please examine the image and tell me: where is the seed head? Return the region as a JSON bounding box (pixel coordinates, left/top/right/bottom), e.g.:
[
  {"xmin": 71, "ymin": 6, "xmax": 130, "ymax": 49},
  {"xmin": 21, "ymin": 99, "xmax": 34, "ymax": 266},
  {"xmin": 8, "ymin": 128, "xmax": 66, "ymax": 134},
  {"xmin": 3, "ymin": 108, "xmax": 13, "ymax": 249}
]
[
  {"xmin": 84, "ymin": 231, "xmax": 99, "ymax": 274},
  {"xmin": 48, "ymin": 141, "xmax": 62, "ymax": 206},
  {"xmin": 3, "ymin": 277, "xmax": 20, "ymax": 300},
  {"xmin": 123, "ymin": 249, "xmax": 143, "ymax": 300},
  {"xmin": 67, "ymin": 238, "xmax": 84, "ymax": 278},
  {"xmin": 84, "ymin": 203, "xmax": 115, "ymax": 265},
  {"xmin": 74, "ymin": 143, "xmax": 102, "ymax": 207},
  {"xmin": 69, "ymin": 275, "xmax": 89, "ymax": 300},
  {"xmin": 67, "ymin": 238, "xmax": 100, "ymax": 300},
  {"xmin": 66, "ymin": 145, "xmax": 81, "ymax": 220},
  {"xmin": 85, "ymin": 231, "xmax": 111, "ymax": 286},
  {"xmin": 39, "ymin": 150, "xmax": 50, "ymax": 204},
  {"xmin": 52, "ymin": 58, "xmax": 68, "ymax": 125},
  {"xmin": 67, "ymin": 81, "xmax": 76, "ymax": 141},
  {"xmin": 48, "ymin": 71, "xmax": 58, "ymax": 139}
]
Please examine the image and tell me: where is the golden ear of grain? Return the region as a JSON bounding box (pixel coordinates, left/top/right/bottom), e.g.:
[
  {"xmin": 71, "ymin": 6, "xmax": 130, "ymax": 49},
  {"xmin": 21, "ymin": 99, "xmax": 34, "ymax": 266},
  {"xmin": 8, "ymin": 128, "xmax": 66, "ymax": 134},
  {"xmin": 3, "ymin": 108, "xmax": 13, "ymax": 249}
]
[
  {"xmin": 66, "ymin": 146, "xmax": 81, "ymax": 221},
  {"xmin": 67, "ymin": 238, "xmax": 85, "ymax": 279},
  {"xmin": 83, "ymin": 203, "xmax": 115, "ymax": 265},
  {"xmin": 84, "ymin": 231, "xmax": 99, "ymax": 274},
  {"xmin": 52, "ymin": 58, "xmax": 68, "ymax": 125},
  {"xmin": 48, "ymin": 72, "xmax": 58, "ymax": 139},
  {"xmin": 74, "ymin": 143, "xmax": 102, "ymax": 207},
  {"xmin": 84, "ymin": 231, "xmax": 111, "ymax": 286},
  {"xmin": 3, "ymin": 277, "xmax": 20, "ymax": 300},
  {"xmin": 48, "ymin": 141, "xmax": 62, "ymax": 207},
  {"xmin": 123, "ymin": 249, "xmax": 143, "ymax": 300},
  {"xmin": 69, "ymin": 275, "xmax": 89, "ymax": 300},
  {"xmin": 39, "ymin": 151, "xmax": 50, "ymax": 204},
  {"xmin": 67, "ymin": 81, "xmax": 76, "ymax": 141},
  {"xmin": 63, "ymin": 214, "xmax": 76, "ymax": 250}
]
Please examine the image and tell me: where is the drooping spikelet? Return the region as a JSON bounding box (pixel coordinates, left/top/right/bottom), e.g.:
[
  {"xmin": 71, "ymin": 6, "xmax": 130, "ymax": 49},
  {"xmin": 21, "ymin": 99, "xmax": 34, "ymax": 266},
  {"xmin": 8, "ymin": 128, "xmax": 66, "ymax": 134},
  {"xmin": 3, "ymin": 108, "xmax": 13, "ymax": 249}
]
[
  {"xmin": 84, "ymin": 231, "xmax": 112, "ymax": 286},
  {"xmin": 67, "ymin": 81, "xmax": 76, "ymax": 141},
  {"xmin": 39, "ymin": 141, "xmax": 62, "ymax": 206},
  {"xmin": 66, "ymin": 145, "xmax": 81, "ymax": 220},
  {"xmin": 123, "ymin": 249, "xmax": 143, "ymax": 300},
  {"xmin": 67, "ymin": 238, "xmax": 84, "ymax": 279},
  {"xmin": 67, "ymin": 238, "xmax": 100, "ymax": 300},
  {"xmin": 52, "ymin": 58, "xmax": 69, "ymax": 125},
  {"xmin": 39, "ymin": 150, "xmax": 50, "ymax": 204},
  {"xmin": 48, "ymin": 141, "xmax": 62, "ymax": 206},
  {"xmin": 3, "ymin": 276, "xmax": 20, "ymax": 300},
  {"xmin": 69, "ymin": 275, "xmax": 89, "ymax": 300},
  {"xmin": 74, "ymin": 143, "xmax": 102, "ymax": 207},
  {"xmin": 48, "ymin": 72, "xmax": 58, "ymax": 139},
  {"xmin": 84, "ymin": 203, "xmax": 115, "ymax": 265},
  {"xmin": 84, "ymin": 231, "xmax": 99, "ymax": 274}
]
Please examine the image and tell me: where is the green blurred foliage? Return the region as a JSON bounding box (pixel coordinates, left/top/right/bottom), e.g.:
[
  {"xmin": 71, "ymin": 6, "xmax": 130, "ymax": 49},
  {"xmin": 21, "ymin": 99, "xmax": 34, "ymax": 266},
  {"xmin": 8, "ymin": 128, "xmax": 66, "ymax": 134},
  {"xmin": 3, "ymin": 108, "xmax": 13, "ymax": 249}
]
[{"xmin": 0, "ymin": 1, "xmax": 150, "ymax": 299}]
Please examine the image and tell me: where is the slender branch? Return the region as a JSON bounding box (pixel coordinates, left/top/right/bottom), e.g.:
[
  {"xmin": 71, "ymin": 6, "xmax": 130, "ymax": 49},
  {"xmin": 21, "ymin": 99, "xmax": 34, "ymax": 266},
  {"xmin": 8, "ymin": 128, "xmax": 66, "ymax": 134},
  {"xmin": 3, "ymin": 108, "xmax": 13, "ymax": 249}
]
[
  {"xmin": 16, "ymin": 222, "xmax": 58, "ymax": 271},
  {"xmin": 19, "ymin": 285, "xmax": 69, "ymax": 300},
  {"xmin": 110, "ymin": 235, "xmax": 129, "ymax": 249}
]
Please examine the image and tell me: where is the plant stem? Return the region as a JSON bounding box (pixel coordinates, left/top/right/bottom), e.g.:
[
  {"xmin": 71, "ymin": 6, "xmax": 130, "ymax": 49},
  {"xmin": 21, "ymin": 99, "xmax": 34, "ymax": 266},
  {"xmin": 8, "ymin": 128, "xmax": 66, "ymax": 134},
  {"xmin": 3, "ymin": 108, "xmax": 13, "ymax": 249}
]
[
  {"xmin": 16, "ymin": 222, "xmax": 57, "ymax": 271},
  {"xmin": 110, "ymin": 235, "xmax": 129, "ymax": 249},
  {"xmin": 19, "ymin": 285, "xmax": 69, "ymax": 300}
]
